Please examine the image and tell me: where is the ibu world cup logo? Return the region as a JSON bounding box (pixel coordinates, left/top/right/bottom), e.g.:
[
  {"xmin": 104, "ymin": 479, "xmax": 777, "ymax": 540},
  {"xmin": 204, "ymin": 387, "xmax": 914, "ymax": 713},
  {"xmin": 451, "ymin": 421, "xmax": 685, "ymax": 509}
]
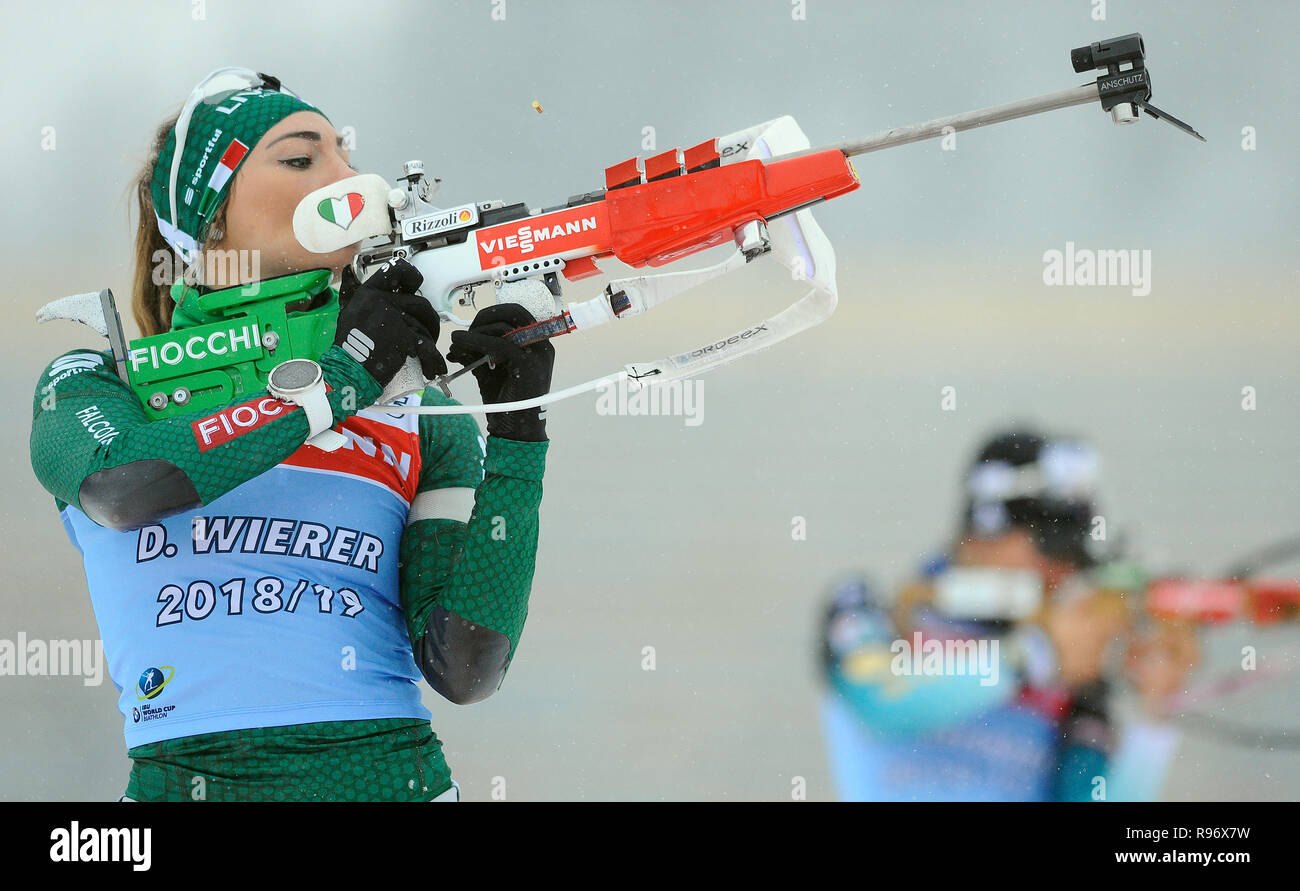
[{"xmin": 136, "ymin": 666, "xmax": 175, "ymax": 701}]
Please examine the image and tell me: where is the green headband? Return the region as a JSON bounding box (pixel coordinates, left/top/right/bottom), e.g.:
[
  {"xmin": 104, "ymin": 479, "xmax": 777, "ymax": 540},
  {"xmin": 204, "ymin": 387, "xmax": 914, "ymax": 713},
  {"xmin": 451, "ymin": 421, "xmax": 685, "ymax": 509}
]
[{"xmin": 151, "ymin": 73, "xmax": 327, "ymax": 263}]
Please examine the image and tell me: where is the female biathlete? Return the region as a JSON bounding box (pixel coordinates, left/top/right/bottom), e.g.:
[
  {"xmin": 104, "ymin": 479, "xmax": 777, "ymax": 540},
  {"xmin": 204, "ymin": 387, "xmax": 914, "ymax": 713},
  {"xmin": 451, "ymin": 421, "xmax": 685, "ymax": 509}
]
[{"xmin": 29, "ymin": 69, "xmax": 554, "ymax": 801}]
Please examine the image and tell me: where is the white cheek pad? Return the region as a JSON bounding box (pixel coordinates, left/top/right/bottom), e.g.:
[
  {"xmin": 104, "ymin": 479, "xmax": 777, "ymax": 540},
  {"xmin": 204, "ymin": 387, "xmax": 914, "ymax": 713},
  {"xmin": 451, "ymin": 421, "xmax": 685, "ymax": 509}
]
[
  {"xmin": 933, "ymin": 567, "xmax": 1044, "ymax": 621},
  {"xmin": 292, "ymin": 173, "xmax": 394, "ymax": 254}
]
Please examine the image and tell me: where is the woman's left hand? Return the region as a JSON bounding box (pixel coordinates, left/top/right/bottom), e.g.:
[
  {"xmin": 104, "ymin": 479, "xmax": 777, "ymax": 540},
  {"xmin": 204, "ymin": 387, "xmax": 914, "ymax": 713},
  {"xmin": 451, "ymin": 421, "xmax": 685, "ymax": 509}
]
[
  {"xmin": 1125, "ymin": 622, "xmax": 1199, "ymax": 718},
  {"xmin": 446, "ymin": 304, "xmax": 555, "ymax": 442}
]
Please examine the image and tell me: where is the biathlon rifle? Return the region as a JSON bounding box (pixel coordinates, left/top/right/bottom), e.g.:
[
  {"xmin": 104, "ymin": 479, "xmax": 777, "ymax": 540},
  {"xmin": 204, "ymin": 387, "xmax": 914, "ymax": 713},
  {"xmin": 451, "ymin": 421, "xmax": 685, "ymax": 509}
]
[{"xmin": 39, "ymin": 33, "xmax": 1202, "ymax": 420}]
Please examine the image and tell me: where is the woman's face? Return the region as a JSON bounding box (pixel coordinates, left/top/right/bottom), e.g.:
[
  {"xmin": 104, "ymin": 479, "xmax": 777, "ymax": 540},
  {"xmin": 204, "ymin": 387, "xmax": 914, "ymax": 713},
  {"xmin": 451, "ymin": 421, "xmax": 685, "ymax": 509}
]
[{"xmin": 212, "ymin": 111, "xmax": 360, "ymax": 283}]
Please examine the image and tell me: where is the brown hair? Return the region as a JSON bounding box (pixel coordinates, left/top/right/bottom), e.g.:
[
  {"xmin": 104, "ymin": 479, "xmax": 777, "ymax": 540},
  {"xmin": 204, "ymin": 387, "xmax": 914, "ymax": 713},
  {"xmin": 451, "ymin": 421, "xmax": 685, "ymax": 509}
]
[{"xmin": 126, "ymin": 111, "xmax": 231, "ymax": 337}]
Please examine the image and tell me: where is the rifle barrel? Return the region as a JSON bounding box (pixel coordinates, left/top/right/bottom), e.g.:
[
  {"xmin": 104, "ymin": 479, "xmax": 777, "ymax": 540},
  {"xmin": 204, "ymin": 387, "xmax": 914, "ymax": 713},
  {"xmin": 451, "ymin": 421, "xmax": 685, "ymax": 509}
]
[{"xmin": 775, "ymin": 82, "xmax": 1099, "ymax": 161}]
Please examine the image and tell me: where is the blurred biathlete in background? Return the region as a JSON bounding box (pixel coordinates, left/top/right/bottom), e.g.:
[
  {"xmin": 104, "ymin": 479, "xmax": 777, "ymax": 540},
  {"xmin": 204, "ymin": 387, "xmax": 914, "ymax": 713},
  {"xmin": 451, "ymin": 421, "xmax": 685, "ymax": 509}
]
[{"xmin": 819, "ymin": 428, "xmax": 1199, "ymax": 801}]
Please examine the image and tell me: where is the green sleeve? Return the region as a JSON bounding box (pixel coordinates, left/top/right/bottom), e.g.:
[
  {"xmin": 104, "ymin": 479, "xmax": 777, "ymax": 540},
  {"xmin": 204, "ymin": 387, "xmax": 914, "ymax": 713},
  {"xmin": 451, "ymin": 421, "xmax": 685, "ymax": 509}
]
[
  {"xmin": 30, "ymin": 344, "xmax": 381, "ymax": 516},
  {"xmin": 399, "ymin": 388, "xmax": 547, "ymax": 670}
]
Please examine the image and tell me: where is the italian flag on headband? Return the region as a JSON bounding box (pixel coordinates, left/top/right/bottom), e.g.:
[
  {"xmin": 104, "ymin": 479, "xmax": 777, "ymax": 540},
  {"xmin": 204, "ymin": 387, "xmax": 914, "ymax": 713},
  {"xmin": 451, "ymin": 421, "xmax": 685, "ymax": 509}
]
[{"xmin": 195, "ymin": 138, "xmax": 250, "ymax": 221}]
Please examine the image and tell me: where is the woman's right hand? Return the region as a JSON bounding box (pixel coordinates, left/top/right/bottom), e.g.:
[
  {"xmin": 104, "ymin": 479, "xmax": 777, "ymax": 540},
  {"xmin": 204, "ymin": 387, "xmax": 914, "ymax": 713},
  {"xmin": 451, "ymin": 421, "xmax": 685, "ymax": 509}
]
[{"xmin": 333, "ymin": 259, "xmax": 447, "ymax": 390}]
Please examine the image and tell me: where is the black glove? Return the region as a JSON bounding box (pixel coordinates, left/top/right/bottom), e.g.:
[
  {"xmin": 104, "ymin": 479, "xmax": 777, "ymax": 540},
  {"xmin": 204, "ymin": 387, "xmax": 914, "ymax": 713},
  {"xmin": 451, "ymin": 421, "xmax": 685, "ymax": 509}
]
[
  {"xmin": 334, "ymin": 259, "xmax": 447, "ymax": 389},
  {"xmin": 446, "ymin": 303, "xmax": 555, "ymax": 441}
]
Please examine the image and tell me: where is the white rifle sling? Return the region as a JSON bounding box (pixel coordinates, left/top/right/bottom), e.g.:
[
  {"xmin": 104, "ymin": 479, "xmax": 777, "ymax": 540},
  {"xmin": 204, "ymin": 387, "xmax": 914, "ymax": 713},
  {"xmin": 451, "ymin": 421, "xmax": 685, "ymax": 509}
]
[{"xmin": 620, "ymin": 115, "xmax": 840, "ymax": 389}]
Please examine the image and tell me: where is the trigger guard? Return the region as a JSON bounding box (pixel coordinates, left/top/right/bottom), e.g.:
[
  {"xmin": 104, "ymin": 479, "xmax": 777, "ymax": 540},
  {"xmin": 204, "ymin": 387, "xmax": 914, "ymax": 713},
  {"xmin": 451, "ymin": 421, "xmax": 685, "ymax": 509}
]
[
  {"xmin": 419, "ymin": 279, "xmax": 477, "ymax": 328},
  {"xmin": 440, "ymin": 307, "xmax": 477, "ymax": 328}
]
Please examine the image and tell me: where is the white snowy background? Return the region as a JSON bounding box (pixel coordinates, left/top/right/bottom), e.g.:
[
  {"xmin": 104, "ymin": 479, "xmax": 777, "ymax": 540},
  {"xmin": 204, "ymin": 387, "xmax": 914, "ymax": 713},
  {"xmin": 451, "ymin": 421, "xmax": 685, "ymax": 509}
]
[{"xmin": 1, "ymin": 0, "xmax": 1297, "ymax": 800}]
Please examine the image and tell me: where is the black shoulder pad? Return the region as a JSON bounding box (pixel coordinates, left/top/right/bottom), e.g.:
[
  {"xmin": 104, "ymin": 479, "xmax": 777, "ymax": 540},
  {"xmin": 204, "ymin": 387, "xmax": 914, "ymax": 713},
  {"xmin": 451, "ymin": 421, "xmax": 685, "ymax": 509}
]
[{"xmin": 78, "ymin": 459, "xmax": 201, "ymax": 532}]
